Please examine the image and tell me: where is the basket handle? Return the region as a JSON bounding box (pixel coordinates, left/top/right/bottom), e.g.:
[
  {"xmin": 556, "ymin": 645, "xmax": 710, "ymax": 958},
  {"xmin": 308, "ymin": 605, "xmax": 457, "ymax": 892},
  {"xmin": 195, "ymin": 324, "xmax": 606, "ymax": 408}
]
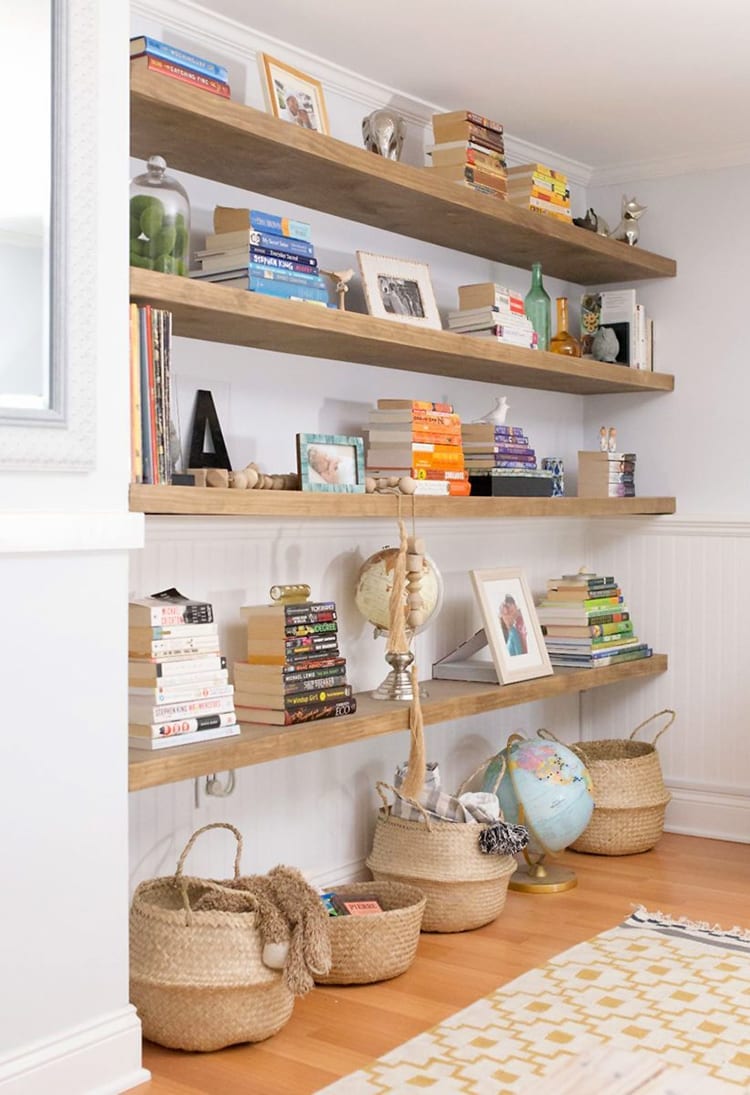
[
  {"xmin": 455, "ymin": 753, "xmax": 507, "ymax": 796},
  {"xmin": 175, "ymin": 822, "xmax": 244, "ymax": 882},
  {"xmin": 374, "ymin": 779, "xmax": 434, "ymax": 832},
  {"xmin": 629, "ymin": 708, "xmax": 676, "ymax": 745},
  {"xmin": 178, "ymin": 876, "xmax": 260, "ymax": 926}
]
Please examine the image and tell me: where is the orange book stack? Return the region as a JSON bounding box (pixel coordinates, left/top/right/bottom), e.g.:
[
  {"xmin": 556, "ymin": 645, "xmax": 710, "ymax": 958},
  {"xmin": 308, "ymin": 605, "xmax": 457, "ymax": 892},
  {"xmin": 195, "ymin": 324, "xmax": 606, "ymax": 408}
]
[{"xmin": 365, "ymin": 399, "xmax": 470, "ymax": 496}]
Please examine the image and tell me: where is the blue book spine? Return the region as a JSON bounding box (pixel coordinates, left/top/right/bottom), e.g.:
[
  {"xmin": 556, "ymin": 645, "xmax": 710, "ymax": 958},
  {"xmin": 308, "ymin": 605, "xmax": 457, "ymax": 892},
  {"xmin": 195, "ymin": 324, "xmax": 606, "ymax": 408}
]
[
  {"xmin": 249, "ymin": 246, "xmax": 318, "ymax": 269},
  {"xmin": 138, "ymin": 308, "xmax": 153, "ymax": 485},
  {"xmin": 249, "ymin": 251, "xmax": 320, "ymax": 275},
  {"xmin": 130, "ymin": 36, "xmax": 229, "ymax": 83},
  {"xmin": 248, "ymin": 277, "xmax": 329, "ymax": 304},
  {"xmin": 247, "ymin": 263, "xmax": 326, "ymax": 289},
  {"xmin": 249, "ymin": 210, "xmax": 312, "ymax": 242},
  {"xmin": 248, "ymin": 230, "xmax": 314, "ymax": 257}
]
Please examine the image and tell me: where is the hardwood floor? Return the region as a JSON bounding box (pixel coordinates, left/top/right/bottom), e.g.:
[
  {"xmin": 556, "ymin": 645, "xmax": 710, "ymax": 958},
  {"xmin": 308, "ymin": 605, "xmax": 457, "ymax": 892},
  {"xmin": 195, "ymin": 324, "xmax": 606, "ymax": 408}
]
[{"xmin": 132, "ymin": 833, "xmax": 750, "ymax": 1094}]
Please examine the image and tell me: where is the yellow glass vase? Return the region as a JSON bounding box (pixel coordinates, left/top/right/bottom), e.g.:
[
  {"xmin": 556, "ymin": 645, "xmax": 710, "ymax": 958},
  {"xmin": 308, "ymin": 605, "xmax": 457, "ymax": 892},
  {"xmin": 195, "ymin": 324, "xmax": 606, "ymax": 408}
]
[{"xmin": 550, "ymin": 297, "xmax": 581, "ymax": 357}]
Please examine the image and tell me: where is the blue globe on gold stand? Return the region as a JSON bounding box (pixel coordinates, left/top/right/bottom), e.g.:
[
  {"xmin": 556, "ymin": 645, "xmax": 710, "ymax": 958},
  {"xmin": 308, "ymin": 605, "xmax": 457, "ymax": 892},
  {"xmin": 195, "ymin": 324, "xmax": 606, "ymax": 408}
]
[{"xmin": 482, "ymin": 732, "xmax": 594, "ymax": 893}]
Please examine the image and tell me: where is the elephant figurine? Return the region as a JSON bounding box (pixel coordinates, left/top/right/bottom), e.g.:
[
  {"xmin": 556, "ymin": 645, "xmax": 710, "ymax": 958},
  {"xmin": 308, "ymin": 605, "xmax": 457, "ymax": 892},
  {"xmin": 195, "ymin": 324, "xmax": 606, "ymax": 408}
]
[{"xmin": 362, "ymin": 109, "xmax": 406, "ymax": 161}]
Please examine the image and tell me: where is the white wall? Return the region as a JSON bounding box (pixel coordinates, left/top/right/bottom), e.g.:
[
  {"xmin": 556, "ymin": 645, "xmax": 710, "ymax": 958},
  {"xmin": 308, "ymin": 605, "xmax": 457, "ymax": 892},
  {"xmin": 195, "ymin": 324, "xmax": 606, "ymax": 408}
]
[{"xmin": 0, "ymin": 2, "xmax": 147, "ymax": 1093}]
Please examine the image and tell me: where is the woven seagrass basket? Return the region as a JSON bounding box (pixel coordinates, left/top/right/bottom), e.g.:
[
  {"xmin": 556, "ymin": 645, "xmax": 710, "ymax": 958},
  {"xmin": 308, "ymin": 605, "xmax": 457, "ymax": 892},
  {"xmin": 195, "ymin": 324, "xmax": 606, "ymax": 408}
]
[
  {"xmin": 568, "ymin": 710, "xmax": 675, "ymax": 856},
  {"xmin": 366, "ymin": 781, "xmax": 516, "ymax": 933},
  {"xmin": 315, "ymin": 880, "xmax": 426, "ymax": 984},
  {"xmin": 130, "ymin": 823, "xmax": 294, "ymax": 1051}
]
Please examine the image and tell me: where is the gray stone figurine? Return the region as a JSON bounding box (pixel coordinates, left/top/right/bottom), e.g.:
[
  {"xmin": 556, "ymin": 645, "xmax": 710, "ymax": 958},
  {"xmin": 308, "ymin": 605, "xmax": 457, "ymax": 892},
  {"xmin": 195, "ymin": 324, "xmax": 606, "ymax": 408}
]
[
  {"xmin": 362, "ymin": 109, "xmax": 406, "ymax": 160},
  {"xmin": 592, "ymin": 327, "xmax": 620, "ymax": 363}
]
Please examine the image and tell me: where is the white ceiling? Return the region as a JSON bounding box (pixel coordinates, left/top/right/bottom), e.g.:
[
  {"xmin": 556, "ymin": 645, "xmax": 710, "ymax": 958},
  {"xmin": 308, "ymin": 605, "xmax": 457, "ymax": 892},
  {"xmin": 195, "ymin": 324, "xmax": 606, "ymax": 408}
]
[{"xmin": 202, "ymin": 0, "xmax": 750, "ymax": 173}]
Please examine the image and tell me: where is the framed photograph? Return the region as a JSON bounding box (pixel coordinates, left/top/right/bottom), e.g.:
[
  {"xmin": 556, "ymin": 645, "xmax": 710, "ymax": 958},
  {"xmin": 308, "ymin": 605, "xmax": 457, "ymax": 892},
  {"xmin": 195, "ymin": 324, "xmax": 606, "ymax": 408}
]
[
  {"xmin": 296, "ymin": 432, "xmax": 365, "ymax": 493},
  {"xmin": 356, "ymin": 251, "xmax": 442, "ymax": 330},
  {"xmin": 470, "ymin": 567, "xmax": 553, "ymax": 685},
  {"xmin": 258, "ymin": 53, "xmax": 330, "ymax": 136}
]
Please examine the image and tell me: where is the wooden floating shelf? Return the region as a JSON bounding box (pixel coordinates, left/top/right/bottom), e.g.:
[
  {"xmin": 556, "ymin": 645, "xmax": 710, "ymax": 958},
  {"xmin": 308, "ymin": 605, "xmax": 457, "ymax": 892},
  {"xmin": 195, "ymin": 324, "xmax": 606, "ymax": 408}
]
[
  {"xmin": 128, "ymin": 656, "xmax": 668, "ymax": 791},
  {"xmin": 130, "ymin": 484, "xmax": 676, "ymax": 519},
  {"xmin": 131, "ymin": 70, "xmax": 676, "ymax": 285},
  {"xmin": 130, "ymin": 270, "xmax": 674, "ymax": 396}
]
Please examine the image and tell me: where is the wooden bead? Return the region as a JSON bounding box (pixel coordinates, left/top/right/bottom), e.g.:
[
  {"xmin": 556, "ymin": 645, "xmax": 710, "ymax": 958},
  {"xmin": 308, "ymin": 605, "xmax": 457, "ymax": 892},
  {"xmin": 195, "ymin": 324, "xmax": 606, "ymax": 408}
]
[
  {"xmin": 244, "ymin": 467, "xmax": 259, "ymax": 489},
  {"xmin": 407, "ymin": 610, "xmax": 426, "ymax": 629},
  {"xmin": 206, "ymin": 468, "xmax": 229, "ymax": 488},
  {"xmin": 407, "ymin": 536, "xmax": 425, "ymax": 554},
  {"xmin": 365, "ymin": 477, "xmax": 377, "ymax": 494},
  {"xmin": 407, "ymin": 592, "xmax": 423, "ymax": 607},
  {"xmin": 406, "ymin": 553, "xmax": 423, "ymax": 572},
  {"xmin": 375, "ymin": 478, "xmax": 390, "ymax": 492},
  {"xmin": 271, "ymin": 475, "xmax": 285, "ymax": 489},
  {"xmin": 188, "ymin": 467, "xmax": 208, "ymax": 487},
  {"xmin": 387, "ymin": 477, "xmax": 400, "ymax": 488},
  {"xmin": 230, "ymin": 471, "xmax": 248, "ymax": 490},
  {"xmin": 398, "ymin": 477, "xmax": 417, "ymax": 494},
  {"xmin": 262, "ymin": 475, "xmax": 274, "ymax": 489}
]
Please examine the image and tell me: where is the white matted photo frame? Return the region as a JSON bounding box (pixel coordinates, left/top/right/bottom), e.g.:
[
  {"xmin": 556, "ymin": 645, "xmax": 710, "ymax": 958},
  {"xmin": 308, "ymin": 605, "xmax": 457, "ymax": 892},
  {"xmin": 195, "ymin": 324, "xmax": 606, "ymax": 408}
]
[
  {"xmin": 356, "ymin": 251, "xmax": 442, "ymax": 330},
  {"xmin": 297, "ymin": 432, "xmax": 365, "ymax": 493},
  {"xmin": 258, "ymin": 53, "xmax": 330, "ymax": 135},
  {"xmin": 470, "ymin": 567, "xmax": 553, "ymax": 685}
]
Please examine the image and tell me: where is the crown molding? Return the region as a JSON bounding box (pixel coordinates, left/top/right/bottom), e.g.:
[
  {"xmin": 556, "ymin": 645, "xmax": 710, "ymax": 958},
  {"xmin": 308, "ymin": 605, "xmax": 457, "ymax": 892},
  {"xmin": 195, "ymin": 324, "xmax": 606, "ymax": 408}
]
[
  {"xmin": 131, "ymin": 0, "xmax": 592, "ymax": 185},
  {"xmin": 589, "ymin": 141, "xmax": 750, "ymax": 188}
]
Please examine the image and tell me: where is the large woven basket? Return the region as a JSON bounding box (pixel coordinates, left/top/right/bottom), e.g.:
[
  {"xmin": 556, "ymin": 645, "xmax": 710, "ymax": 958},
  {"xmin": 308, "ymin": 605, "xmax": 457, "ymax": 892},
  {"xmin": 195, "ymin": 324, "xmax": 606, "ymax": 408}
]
[
  {"xmin": 366, "ymin": 782, "xmax": 516, "ymax": 933},
  {"xmin": 315, "ymin": 880, "xmax": 426, "ymax": 985},
  {"xmin": 568, "ymin": 710, "xmax": 674, "ymax": 856},
  {"xmin": 130, "ymin": 823, "xmax": 294, "ymax": 1051}
]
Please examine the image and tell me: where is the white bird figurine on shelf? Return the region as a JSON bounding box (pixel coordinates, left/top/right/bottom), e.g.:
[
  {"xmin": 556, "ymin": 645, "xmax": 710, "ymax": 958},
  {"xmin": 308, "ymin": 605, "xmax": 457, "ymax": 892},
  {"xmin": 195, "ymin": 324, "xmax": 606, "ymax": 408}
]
[{"xmin": 477, "ymin": 395, "xmax": 510, "ymax": 425}]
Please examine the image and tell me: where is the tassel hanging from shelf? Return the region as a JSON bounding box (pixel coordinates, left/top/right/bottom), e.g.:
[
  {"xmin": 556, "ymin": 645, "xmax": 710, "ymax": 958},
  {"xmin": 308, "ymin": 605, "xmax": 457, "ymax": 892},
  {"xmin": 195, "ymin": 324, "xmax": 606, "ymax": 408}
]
[
  {"xmin": 386, "ymin": 516, "xmax": 409, "ymax": 655},
  {"xmin": 400, "ymin": 660, "xmax": 426, "ymax": 801}
]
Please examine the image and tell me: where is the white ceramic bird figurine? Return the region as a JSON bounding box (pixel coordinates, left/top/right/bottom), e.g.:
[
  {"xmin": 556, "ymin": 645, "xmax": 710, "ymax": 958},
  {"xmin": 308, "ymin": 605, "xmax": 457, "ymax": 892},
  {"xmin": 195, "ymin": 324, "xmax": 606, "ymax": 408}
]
[{"xmin": 477, "ymin": 395, "xmax": 510, "ymax": 425}]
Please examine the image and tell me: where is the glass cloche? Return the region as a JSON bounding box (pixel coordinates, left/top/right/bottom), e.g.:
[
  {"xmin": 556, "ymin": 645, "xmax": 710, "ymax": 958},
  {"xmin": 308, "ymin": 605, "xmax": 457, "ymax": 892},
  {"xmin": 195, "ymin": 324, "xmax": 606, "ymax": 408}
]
[{"xmin": 129, "ymin": 155, "xmax": 190, "ymax": 275}]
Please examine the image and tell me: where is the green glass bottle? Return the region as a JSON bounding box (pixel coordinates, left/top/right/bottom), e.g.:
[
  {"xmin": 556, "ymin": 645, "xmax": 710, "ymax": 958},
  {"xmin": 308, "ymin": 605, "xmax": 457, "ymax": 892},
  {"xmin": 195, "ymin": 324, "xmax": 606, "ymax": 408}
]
[{"xmin": 524, "ymin": 262, "xmax": 551, "ymax": 350}]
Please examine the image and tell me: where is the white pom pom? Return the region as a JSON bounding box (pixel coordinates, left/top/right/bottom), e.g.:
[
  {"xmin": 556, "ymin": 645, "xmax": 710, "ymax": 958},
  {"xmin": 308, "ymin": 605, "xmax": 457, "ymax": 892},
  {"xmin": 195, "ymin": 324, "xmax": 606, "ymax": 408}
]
[{"xmin": 262, "ymin": 941, "xmax": 289, "ymax": 969}]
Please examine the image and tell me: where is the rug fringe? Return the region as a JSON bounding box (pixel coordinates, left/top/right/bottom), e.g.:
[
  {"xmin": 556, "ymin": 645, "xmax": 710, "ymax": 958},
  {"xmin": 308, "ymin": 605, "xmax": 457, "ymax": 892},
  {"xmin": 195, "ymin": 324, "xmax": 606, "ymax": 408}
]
[{"xmin": 629, "ymin": 903, "xmax": 750, "ymax": 942}]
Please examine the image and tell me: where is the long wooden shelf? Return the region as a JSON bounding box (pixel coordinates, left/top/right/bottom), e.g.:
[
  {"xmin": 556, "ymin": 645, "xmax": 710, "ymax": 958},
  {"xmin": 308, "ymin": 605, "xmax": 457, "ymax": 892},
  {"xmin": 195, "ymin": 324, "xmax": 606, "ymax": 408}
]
[
  {"xmin": 131, "ymin": 70, "xmax": 676, "ymax": 285},
  {"xmin": 130, "ymin": 269, "xmax": 674, "ymax": 396},
  {"xmin": 130, "ymin": 484, "xmax": 676, "ymax": 518},
  {"xmin": 128, "ymin": 655, "xmax": 667, "ymax": 791}
]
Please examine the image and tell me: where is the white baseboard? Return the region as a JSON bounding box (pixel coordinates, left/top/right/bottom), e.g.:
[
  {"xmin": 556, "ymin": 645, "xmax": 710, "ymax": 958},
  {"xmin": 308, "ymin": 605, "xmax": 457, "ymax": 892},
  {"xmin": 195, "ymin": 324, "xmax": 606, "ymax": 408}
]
[
  {"xmin": 664, "ymin": 782, "xmax": 750, "ymax": 844},
  {"xmin": 0, "ymin": 1006, "xmax": 148, "ymax": 1095}
]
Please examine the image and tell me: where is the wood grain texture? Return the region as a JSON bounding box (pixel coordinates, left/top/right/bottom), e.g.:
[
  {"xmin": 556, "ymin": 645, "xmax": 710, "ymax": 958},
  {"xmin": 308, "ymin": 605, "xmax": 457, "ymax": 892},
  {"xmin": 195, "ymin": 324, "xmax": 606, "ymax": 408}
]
[
  {"xmin": 129, "ymin": 484, "xmax": 677, "ymax": 518},
  {"xmin": 130, "ymin": 269, "xmax": 675, "ymax": 396},
  {"xmin": 131, "ymin": 833, "xmax": 750, "ymax": 1095},
  {"xmin": 131, "ymin": 70, "xmax": 676, "ymax": 285},
  {"xmin": 128, "ymin": 656, "xmax": 668, "ymax": 791}
]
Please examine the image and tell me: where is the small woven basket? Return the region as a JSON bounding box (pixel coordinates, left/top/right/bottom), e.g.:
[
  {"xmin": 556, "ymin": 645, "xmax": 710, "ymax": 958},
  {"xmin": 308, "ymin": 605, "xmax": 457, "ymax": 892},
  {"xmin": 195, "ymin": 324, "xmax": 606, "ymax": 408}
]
[
  {"xmin": 315, "ymin": 881, "xmax": 426, "ymax": 985},
  {"xmin": 366, "ymin": 781, "xmax": 516, "ymax": 933},
  {"xmin": 130, "ymin": 823, "xmax": 294, "ymax": 1051},
  {"xmin": 568, "ymin": 709, "xmax": 675, "ymax": 856}
]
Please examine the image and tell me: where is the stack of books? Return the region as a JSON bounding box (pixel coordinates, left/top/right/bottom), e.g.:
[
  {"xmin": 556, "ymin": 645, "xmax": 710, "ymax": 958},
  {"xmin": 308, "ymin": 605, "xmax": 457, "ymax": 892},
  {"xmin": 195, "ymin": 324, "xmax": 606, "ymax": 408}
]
[
  {"xmin": 506, "ymin": 163, "xmax": 571, "ymax": 223},
  {"xmin": 129, "ymin": 304, "xmax": 174, "ymax": 486},
  {"xmin": 450, "ymin": 283, "xmax": 537, "ymax": 348},
  {"xmin": 536, "ymin": 573, "xmax": 652, "ymax": 669},
  {"xmin": 128, "ymin": 591, "xmax": 238, "ymax": 751},
  {"xmin": 364, "ymin": 399, "xmax": 470, "ymax": 496},
  {"xmin": 578, "ymin": 451, "xmax": 637, "ymax": 498},
  {"xmin": 190, "ymin": 207, "xmax": 330, "ymax": 306},
  {"xmin": 130, "ymin": 35, "xmax": 230, "ymax": 99},
  {"xmin": 233, "ymin": 599, "xmax": 356, "ymax": 726},
  {"xmin": 428, "ymin": 110, "xmax": 507, "ymax": 200},
  {"xmin": 461, "ymin": 420, "xmax": 553, "ymax": 496}
]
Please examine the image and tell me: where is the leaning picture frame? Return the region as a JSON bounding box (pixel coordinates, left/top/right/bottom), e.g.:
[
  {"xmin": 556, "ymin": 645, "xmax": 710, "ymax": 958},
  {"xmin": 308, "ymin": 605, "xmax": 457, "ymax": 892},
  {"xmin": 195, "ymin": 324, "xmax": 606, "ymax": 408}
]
[
  {"xmin": 470, "ymin": 567, "xmax": 553, "ymax": 685},
  {"xmin": 297, "ymin": 432, "xmax": 365, "ymax": 493},
  {"xmin": 258, "ymin": 53, "xmax": 330, "ymax": 136},
  {"xmin": 356, "ymin": 251, "xmax": 442, "ymax": 330}
]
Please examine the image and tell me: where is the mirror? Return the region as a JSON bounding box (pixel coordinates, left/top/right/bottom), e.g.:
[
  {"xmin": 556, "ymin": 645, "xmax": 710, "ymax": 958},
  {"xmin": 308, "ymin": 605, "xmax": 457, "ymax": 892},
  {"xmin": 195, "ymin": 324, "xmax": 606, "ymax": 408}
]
[{"xmin": 0, "ymin": 0, "xmax": 58, "ymax": 421}]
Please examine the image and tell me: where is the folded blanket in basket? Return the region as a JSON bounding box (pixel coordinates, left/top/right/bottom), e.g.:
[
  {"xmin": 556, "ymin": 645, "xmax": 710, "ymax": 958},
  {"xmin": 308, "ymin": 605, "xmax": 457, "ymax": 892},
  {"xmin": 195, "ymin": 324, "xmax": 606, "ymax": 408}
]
[{"xmin": 392, "ymin": 762, "xmax": 497, "ymax": 824}]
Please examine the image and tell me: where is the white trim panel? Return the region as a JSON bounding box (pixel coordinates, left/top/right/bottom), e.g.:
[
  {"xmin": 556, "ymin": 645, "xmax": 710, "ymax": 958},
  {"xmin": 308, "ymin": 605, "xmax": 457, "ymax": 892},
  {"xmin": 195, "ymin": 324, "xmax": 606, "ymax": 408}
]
[
  {"xmin": 0, "ymin": 1007, "xmax": 148, "ymax": 1095},
  {"xmin": 665, "ymin": 783, "xmax": 749, "ymax": 846}
]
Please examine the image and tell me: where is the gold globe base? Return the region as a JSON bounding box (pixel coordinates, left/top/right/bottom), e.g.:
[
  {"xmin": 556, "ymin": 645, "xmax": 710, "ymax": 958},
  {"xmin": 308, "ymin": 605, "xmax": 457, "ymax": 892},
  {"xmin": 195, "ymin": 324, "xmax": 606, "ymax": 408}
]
[{"xmin": 509, "ymin": 858, "xmax": 578, "ymax": 894}]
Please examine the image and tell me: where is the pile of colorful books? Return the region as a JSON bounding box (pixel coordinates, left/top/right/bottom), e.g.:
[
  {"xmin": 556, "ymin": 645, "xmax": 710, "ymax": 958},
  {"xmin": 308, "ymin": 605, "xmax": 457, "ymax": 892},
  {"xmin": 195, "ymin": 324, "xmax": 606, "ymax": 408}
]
[
  {"xmin": 130, "ymin": 35, "xmax": 230, "ymax": 99},
  {"xmin": 128, "ymin": 590, "xmax": 238, "ymax": 751},
  {"xmin": 450, "ymin": 282, "xmax": 537, "ymax": 348},
  {"xmin": 506, "ymin": 163, "xmax": 571, "ymax": 223},
  {"xmin": 428, "ymin": 110, "xmax": 507, "ymax": 200},
  {"xmin": 190, "ymin": 206, "xmax": 330, "ymax": 305},
  {"xmin": 536, "ymin": 573, "xmax": 652, "ymax": 669},
  {"xmin": 578, "ymin": 450, "xmax": 637, "ymax": 498},
  {"xmin": 129, "ymin": 304, "xmax": 173, "ymax": 485},
  {"xmin": 364, "ymin": 399, "xmax": 470, "ymax": 496},
  {"xmin": 460, "ymin": 420, "xmax": 553, "ymax": 497},
  {"xmin": 233, "ymin": 598, "xmax": 356, "ymax": 726}
]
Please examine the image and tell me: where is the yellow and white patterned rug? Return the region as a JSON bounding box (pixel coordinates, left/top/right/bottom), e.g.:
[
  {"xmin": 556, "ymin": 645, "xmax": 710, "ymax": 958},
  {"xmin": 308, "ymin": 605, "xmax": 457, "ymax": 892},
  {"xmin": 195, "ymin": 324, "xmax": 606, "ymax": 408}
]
[{"xmin": 320, "ymin": 908, "xmax": 750, "ymax": 1094}]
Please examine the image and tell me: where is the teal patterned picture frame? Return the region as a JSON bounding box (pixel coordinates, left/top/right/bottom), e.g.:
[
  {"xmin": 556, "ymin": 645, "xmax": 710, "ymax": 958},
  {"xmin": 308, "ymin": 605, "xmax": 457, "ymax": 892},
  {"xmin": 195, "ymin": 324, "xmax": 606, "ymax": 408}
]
[{"xmin": 296, "ymin": 432, "xmax": 365, "ymax": 493}]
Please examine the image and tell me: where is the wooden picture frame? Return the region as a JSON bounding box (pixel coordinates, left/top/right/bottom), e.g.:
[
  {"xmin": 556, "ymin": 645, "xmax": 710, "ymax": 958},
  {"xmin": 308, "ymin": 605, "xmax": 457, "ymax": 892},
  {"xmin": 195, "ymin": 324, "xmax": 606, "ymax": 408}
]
[
  {"xmin": 356, "ymin": 251, "xmax": 442, "ymax": 330},
  {"xmin": 258, "ymin": 53, "xmax": 330, "ymax": 136},
  {"xmin": 296, "ymin": 432, "xmax": 365, "ymax": 493},
  {"xmin": 470, "ymin": 567, "xmax": 553, "ymax": 685}
]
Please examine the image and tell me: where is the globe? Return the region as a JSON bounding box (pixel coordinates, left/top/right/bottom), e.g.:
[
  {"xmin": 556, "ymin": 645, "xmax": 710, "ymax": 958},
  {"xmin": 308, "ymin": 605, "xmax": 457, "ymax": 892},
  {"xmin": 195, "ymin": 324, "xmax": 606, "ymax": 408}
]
[
  {"xmin": 354, "ymin": 547, "xmax": 443, "ymax": 634},
  {"xmin": 483, "ymin": 734, "xmax": 594, "ymax": 854}
]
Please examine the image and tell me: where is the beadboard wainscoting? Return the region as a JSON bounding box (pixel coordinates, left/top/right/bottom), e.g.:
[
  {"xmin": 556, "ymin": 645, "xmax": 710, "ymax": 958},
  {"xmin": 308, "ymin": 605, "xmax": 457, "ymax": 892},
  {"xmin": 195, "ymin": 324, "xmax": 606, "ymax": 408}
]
[
  {"xmin": 584, "ymin": 516, "xmax": 750, "ymax": 844},
  {"xmin": 128, "ymin": 515, "xmax": 589, "ymax": 888}
]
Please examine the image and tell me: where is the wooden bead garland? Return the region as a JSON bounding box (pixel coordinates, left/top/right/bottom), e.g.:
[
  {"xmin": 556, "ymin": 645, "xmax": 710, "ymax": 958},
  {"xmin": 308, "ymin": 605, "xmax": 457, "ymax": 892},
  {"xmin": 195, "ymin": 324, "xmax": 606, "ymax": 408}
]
[{"xmin": 406, "ymin": 535, "xmax": 426, "ymax": 631}]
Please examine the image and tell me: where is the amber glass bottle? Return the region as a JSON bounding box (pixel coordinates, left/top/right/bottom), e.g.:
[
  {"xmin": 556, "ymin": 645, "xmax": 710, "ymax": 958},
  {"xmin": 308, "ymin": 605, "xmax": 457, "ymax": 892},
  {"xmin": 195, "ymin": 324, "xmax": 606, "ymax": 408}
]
[{"xmin": 550, "ymin": 297, "xmax": 582, "ymax": 357}]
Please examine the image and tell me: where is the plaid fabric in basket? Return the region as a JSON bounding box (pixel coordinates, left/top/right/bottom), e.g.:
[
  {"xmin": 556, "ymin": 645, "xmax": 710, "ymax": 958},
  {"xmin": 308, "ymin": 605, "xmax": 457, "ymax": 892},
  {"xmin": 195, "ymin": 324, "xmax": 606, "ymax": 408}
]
[{"xmin": 392, "ymin": 763, "xmax": 495, "ymax": 824}]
